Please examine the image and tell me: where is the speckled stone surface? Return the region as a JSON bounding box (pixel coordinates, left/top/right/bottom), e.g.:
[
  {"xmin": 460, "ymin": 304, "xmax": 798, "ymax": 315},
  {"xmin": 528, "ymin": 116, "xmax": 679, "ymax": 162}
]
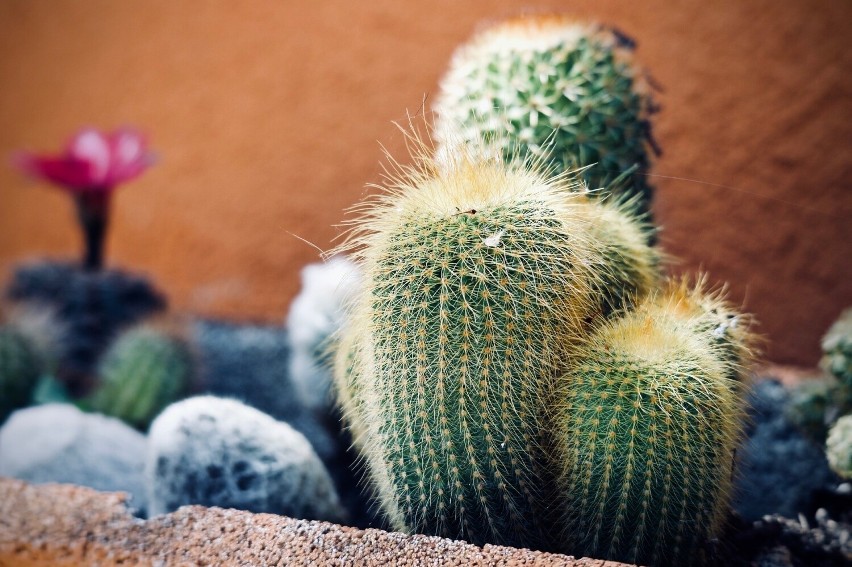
[{"xmin": 0, "ymin": 478, "xmax": 635, "ymax": 566}]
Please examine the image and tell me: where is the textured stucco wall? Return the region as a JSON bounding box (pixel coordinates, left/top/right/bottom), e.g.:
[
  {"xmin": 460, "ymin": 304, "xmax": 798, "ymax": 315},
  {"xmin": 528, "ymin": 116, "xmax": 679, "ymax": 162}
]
[{"xmin": 0, "ymin": 0, "xmax": 850, "ymax": 365}]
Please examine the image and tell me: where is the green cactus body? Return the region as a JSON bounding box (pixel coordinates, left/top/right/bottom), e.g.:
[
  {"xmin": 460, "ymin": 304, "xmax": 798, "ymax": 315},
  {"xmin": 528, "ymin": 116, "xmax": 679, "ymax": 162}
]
[
  {"xmin": 826, "ymin": 414, "xmax": 852, "ymax": 479},
  {"xmin": 557, "ymin": 286, "xmax": 749, "ymax": 566},
  {"xmin": 338, "ymin": 151, "xmax": 657, "ymax": 548},
  {"xmin": 434, "ymin": 15, "xmax": 658, "ymax": 215},
  {"xmin": 88, "ymin": 324, "xmax": 194, "ymax": 429},
  {"xmin": 0, "ymin": 326, "xmax": 42, "ymax": 422},
  {"xmin": 822, "ymin": 307, "xmax": 852, "ymax": 387}
]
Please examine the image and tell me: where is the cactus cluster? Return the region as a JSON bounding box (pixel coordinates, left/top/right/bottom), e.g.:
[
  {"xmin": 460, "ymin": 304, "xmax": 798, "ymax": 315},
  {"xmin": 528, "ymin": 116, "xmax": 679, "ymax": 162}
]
[
  {"xmin": 327, "ymin": 13, "xmax": 759, "ymax": 565},
  {"xmin": 337, "ymin": 149, "xmax": 659, "ymax": 548},
  {"xmin": 333, "ymin": 131, "xmax": 754, "ymax": 563},
  {"xmin": 433, "ymin": 15, "xmax": 659, "ymax": 216},
  {"xmin": 787, "ymin": 307, "xmax": 852, "ymax": 443},
  {"xmin": 86, "ymin": 320, "xmax": 195, "ymax": 430}
]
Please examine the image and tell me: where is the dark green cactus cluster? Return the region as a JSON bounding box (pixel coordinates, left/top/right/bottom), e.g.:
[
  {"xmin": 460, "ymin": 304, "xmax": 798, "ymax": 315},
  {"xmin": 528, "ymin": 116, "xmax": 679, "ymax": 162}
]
[
  {"xmin": 787, "ymin": 308, "xmax": 852, "ymax": 442},
  {"xmin": 433, "ymin": 15, "xmax": 659, "ymax": 217},
  {"xmin": 331, "ymin": 13, "xmax": 758, "ymax": 566},
  {"xmin": 86, "ymin": 321, "xmax": 196, "ymax": 430}
]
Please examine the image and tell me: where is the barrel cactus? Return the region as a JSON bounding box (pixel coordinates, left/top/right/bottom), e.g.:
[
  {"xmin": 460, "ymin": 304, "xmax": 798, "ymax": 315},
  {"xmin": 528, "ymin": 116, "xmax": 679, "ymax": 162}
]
[
  {"xmin": 557, "ymin": 282, "xmax": 753, "ymax": 566},
  {"xmin": 87, "ymin": 320, "xmax": 195, "ymax": 429},
  {"xmin": 336, "ymin": 145, "xmax": 658, "ymax": 548},
  {"xmin": 433, "ymin": 15, "xmax": 659, "ymax": 216},
  {"xmin": 0, "ymin": 324, "xmax": 43, "ymax": 423}
]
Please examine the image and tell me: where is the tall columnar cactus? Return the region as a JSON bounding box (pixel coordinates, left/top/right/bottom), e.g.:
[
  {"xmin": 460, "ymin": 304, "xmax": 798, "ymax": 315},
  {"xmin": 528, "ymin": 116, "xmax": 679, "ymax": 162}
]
[
  {"xmin": 337, "ymin": 147, "xmax": 658, "ymax": 549},
  {"xmin": 87, "ymin": 320, "xmax": 195, "ymax": 429},
  {"xmin": 433, "ymin": 15, "xmax": 659, "ymax": 216},
  {"xmin": 557, "ymin": 281, "xmax": 753, "ymax": 566}
]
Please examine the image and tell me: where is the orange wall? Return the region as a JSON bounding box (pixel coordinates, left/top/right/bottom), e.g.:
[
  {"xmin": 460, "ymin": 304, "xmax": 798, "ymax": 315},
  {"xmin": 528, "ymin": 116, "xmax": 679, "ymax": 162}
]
[{"xmin": 0, "ymin": 0, "xmax": 850, "ymax": 366}]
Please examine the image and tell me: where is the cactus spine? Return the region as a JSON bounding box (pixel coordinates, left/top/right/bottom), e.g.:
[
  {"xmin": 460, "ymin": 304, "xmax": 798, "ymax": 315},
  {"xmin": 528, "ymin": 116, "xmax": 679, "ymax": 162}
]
[
  {"xmin": 433, "ymin": 15, "xmax": 658, "ymax": 215},
  {"xmin": 557, "ymin": 282, "xmax": 752, "ymax": 566},
  {"xmin": 338, "ymin": 146, "xmax": 658, "ymax": 548},
  {"xmin": 87, "ymin": 320, "xmax": 195, "ymax": 429}
]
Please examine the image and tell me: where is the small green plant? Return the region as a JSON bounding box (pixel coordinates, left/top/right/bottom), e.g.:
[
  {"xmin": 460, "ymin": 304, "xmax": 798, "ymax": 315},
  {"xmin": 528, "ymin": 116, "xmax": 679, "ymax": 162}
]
[
  {"xmin": 556, "ymin": 280, "xmax": 753, "ymax": 566},
  {"xmin": 826, "ymin": 414, "xmax": 852, "ymax": 479},
  {"xmin": 787, "ymin": 307, "xmax": 852, "ymax": 442},
  {"xmin": 335, "ymin": 142, "xmax": 658, "ymax": 549},
  {"xmin": 433, "ymin": 14, "xmax": 659, "ymax": 216},
  {"xmin": 86, "ymin": 319, "xmax": 195, "ymax": 429},
  {"xmin": 821, "ymin": 307, "xmax": 852, "ymax": 387}
]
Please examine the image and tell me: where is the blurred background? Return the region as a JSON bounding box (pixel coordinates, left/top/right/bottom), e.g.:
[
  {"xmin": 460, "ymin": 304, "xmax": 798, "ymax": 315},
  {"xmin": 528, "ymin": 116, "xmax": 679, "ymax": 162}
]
[{"xmin": 0, "ymin": 0, "xmax": 849, "ymax": 366}]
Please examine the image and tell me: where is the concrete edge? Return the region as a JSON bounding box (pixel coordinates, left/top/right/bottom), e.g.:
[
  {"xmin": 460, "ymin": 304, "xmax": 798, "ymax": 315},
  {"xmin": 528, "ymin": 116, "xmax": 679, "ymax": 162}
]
[{"xmin": 0, "ymin": 477, "xmax": 635, "ymax": 566}]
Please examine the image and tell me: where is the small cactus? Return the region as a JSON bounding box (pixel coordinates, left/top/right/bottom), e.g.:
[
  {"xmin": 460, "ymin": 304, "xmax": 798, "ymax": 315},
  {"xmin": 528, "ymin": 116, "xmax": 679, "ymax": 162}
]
[
  {"xmin": 433, "ymin": 15, "xmax": 659, "ymax": 215},
  {"xmin": 287, "ymin": 256, "xmax": 362, "ymax": 413},
  {"xmin": 336, "ymin": 145, "xmax": 658, "ymax": 548},
  {"xmin": 87, "ymin": 320, "xmax": 195, "ymax": 429},
  {"xmin": 556, "ymin": 282, "xmax": 752, "ymax": 566},
  {"xmin": 786, "ymin": 378, "xmax": 848, "ymax": 442},
  {"xmin": 821, "ymin": 307, "xmax": 852, "ymax": 387},
  {"xmin": 826, "ymin": 414, "xmax": 852, "ymax": 479},
  {"xmin": 0, "ymin": 325, "xmax": 42, "ymax": 423}
]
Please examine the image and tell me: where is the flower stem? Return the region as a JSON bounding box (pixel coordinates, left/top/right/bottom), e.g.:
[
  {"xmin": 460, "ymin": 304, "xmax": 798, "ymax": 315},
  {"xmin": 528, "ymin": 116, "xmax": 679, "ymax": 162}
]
[{"xmin": 74, "ymin": 192, "xmax": 111, "ymax": 271}]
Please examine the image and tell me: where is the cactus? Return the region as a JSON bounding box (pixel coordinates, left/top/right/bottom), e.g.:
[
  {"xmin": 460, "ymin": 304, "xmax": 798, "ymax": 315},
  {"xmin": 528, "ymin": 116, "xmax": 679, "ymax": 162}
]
[
  {"xmin": 787, "ymin": 378, "xmax": 849, "ymax": 442},
  {"xmin": 826, "ymin": 414, "xmax": 852, "ymax": 479},
  {"xmin": 433, "ymin": 15, "xmax": 659, "ymax": 216},
  {"xmin": 0, "ymin": 325, "xmax": 42, "ymax": 423},
  {"xmin": 786, "ymin": 308, "xmax": 852, "ymax": 442},
  {"xmin": 336, "ymin": 145, "xmax": 658, "ymax": 548},
  {"xmin": 821, "ymin": 307, "xmax": 852, "ymax": 387},
  {"xmin": 556, "ymin": 282, "xmax": 752, "ymax": 566},
  {"xmin": 86, "ymin": 320, "xmax": 195, "ymax": 429},
  {"xmin": 7, "ymin": 261, "xmax": 166, "ymax": 395},
  {"xmin": 287, "ymin": 256, "xmax": 362, "ymax": 412}
]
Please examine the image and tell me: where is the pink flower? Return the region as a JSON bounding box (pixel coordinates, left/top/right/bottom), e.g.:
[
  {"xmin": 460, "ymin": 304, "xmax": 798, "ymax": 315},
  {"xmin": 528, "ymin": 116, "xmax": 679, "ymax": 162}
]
[{"xmin": 13, "ymin": 128, "xmax": 154, "ymax": 193}]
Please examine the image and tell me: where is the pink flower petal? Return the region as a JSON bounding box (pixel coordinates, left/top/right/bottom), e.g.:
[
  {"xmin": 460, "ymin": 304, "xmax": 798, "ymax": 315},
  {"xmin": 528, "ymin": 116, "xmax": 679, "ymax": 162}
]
[
  {"xmin": 12, "ymin": 153, "xmax": 97, "ymax": 193},
  {"xmin": 66, "ymin": 129, "xmax": 111, "ymax": 186},
  {"xmin": 106, "ymin": 128, "xmax": 150, "ymax": 184}
]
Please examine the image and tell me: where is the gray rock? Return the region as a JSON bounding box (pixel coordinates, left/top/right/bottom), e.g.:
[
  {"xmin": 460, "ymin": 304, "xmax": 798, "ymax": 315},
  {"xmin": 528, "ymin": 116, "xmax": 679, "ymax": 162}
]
[
  {"xmin": 734, "ymin": 378, "xmax": 838, "ymax": 521},
  {"xmin": 0, "ymin": 404, "xmax": 148, "ymax": 514},
  {"xmin": 146, "ymin": 396, "xmax": 344, "ymax": 523}
]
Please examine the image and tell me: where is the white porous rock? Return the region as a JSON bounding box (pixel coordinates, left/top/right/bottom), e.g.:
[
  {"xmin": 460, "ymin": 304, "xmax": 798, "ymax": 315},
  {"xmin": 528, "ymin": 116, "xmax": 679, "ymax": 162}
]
[
  {"xmin": 0, "ymin": 404, "xmax": 148, "ymax": 514},
  {"xmin": 286, "ymin": 256, "xmax": 361, "ymax": 412},
  {"xmin": 146, "ymin": 396, "xmax": 344, "ymax": 522}
]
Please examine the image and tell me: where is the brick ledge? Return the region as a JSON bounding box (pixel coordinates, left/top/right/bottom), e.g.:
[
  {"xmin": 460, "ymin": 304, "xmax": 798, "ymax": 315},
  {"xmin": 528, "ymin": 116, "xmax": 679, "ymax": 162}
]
[{"xmin": 0, "ymin": 477, "xmax": 634, "ymax": 566}]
